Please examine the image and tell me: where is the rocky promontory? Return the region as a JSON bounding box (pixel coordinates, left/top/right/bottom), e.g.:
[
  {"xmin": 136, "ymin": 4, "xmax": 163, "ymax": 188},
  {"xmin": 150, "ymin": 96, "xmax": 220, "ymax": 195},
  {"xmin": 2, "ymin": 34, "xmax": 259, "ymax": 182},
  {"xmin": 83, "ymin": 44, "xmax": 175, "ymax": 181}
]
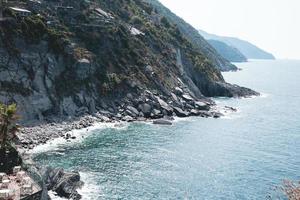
[{"xmin": 0, "ymin": 0, "xmax": 260, "ymax": 199}]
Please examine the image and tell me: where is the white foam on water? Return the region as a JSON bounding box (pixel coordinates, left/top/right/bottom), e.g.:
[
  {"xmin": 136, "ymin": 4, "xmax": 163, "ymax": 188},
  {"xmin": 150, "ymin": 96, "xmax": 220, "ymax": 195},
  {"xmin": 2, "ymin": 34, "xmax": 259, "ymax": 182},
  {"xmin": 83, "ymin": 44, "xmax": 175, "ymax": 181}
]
[
  {"xmin": 260, "ymin": 92, "xmax": 270, "ymax": 98},
  {"xmin": 48, "ymin": 191, "xmax": 68, "ymax": 200},
  {"xmin": 78, "ymin": 172, "xmax": 103, "ymax": 200},
  {"xmin": 29, "ymin": 122, "xmax": 129, "ymax": 155},
  {"xmin": 173, "ymin": 116, "xmax": 194, "ymax": 123},
  {"xmin": 220, "ymin": 110, "xmax": 243, "ymax": 120},
  {"xmin": 48, "ymin": 172, "xmax": 102, "ymax": 200}
]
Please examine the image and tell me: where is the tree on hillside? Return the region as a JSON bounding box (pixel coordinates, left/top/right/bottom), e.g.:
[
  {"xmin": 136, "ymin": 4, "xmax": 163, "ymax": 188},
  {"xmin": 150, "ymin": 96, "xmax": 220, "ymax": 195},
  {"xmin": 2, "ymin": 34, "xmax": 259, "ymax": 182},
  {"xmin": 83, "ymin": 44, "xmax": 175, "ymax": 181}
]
[{"xmin": 0, "ymin": 103, "xmax": 20, "ymax": 149}]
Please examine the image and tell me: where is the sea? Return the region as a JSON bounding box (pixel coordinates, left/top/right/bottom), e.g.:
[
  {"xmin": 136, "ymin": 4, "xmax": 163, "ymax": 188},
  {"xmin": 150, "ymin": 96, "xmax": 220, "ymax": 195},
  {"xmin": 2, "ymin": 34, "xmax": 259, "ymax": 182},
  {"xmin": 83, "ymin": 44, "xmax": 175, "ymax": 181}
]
[{"xmin": 33, "ymin": 59, "xmax": 300, "ymax": 200}]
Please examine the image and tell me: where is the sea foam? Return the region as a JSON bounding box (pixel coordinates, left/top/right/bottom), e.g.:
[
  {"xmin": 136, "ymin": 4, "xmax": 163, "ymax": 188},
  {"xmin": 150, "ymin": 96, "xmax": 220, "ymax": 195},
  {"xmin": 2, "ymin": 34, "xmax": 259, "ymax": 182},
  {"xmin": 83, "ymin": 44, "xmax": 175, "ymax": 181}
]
[{"xmin": 29, "ymin": 122, "xmax": 129, "ymax": 154}]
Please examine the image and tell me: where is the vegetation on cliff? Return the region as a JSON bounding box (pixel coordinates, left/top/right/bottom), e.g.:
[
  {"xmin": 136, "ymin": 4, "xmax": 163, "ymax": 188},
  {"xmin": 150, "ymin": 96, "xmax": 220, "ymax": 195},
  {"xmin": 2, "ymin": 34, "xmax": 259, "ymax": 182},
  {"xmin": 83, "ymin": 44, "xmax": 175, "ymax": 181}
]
[
  {"xmin": 0, "ymin": 103, "xmax": 22, "ymax": 173},
  {"xmin": 208, "ymin": 39, "xmax": 247, "ymax": 63},
  {"xmin": 0, "ymin": 0, "xmax": 257, "ymax": 122}
]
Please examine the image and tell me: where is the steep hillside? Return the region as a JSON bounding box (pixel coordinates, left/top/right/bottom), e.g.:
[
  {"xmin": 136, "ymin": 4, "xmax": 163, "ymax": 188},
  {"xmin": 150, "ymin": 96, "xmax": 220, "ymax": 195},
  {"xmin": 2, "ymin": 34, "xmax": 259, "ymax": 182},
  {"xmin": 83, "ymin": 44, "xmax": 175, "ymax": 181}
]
[
  {"xmin": 0, "ymin": 0, "xmax": 257, "ymax": 123},
  {"xmin": 208, "ymin": 40, "xmax": 247, "ymax": 62},
  {"xmin": 146, "ymin": 0, "xmax": 237, "ymax": 72},
  {"xmin": 199, "ymin": 30, "xmax": 275, "ymax": 60}
]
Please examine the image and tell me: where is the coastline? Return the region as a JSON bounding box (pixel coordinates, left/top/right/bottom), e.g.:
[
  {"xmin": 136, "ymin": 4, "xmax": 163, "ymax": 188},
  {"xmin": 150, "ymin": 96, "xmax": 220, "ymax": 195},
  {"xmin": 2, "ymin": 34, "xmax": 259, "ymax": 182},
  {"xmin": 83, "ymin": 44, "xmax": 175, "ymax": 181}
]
[
  {"xmin": 18, "ymin": 105, "xmax": 232, "ymax": 151},
  {"xmin": 16, "ymin": 94, "xmax": 258, "ymax": 199}
]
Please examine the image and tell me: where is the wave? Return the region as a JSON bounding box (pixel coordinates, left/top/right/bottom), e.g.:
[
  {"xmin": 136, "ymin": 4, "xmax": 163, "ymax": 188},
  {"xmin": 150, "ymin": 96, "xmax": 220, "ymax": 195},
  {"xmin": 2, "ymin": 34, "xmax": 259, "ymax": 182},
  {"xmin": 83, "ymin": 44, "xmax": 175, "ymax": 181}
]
[
  {"xmin": 48, "ymin": 191, "xmax": 68, "ymax": 200},
  {"xmin": 47, "ymin": 171, "xmax": 102, "ymax": 200},
  {"xmin": 29, "ymin": 122, "xmax": 129, "ymax": 155},
  {"xmin": 78, "ymin": 172, "xmax": 103, "ymax": 200}
]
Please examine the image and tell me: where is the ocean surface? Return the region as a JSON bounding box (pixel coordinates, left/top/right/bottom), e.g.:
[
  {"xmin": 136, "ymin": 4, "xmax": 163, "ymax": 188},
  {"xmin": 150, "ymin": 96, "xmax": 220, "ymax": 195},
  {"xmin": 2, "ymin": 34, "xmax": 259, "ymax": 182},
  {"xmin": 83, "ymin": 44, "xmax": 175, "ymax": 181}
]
[{"xmin": 33, "ymin": 60, "xmax": 300, "ymax": 200}]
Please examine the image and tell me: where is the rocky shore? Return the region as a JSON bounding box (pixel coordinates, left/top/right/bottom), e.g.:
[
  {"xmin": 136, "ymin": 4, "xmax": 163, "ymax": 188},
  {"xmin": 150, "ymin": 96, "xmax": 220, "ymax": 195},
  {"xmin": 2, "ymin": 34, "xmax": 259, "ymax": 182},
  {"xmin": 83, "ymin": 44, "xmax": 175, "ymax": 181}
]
[
  {"xmin": 17, "ymin": 88, "xmax": 243, "ymax": 150},
  {"xmin": 16, "ymin": 88, "xmax": 252, "ymax": 200}
]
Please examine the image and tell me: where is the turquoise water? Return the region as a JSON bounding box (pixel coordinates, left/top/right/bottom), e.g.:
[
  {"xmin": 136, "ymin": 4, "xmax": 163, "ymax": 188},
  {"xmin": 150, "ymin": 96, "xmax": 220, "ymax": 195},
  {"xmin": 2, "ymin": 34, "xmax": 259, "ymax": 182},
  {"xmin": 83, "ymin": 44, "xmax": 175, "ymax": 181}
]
[{"xmin": 34, "ymin": 60, "xmax": 300, "ymax": 200}]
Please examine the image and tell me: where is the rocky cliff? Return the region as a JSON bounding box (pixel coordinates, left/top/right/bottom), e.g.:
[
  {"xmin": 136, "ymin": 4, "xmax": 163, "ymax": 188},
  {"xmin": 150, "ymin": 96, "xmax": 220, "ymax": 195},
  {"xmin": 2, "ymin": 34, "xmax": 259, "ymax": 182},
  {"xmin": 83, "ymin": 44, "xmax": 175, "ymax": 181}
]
[
  {"xmin": 0, "ymin": 0, "xmax": 257, "ymax": 124},
  {"xmin": 146, "ymin": 0, "xmax": 238, "ymax": 71}
]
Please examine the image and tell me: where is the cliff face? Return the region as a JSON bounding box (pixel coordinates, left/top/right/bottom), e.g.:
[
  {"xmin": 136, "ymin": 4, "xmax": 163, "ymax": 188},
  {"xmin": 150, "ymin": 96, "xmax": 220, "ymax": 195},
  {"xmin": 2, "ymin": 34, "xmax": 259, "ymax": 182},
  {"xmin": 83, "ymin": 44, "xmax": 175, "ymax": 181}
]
[
  {"xmin": 0, "ymin": 0, "xmax": 257, "ymax": 123},
  {"xmin": 208, "ymin": 40, "xmax": 247, "ymax": 63},
  {"xmin": 146, "ymin": 0, "xmax": 238, "ymax": 72}
]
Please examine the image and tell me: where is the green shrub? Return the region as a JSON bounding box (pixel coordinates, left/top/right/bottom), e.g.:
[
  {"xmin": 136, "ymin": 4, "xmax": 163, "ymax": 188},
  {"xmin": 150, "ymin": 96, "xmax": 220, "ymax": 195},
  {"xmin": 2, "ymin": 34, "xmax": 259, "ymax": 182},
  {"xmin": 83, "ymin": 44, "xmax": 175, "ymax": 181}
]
[
  {"xmin": 47, "ymin": 29, "xmax": 67, "ymax": 54},
  {"xmin": 21, "ymin": 15, "xmax": 47, "ymax": 43}
]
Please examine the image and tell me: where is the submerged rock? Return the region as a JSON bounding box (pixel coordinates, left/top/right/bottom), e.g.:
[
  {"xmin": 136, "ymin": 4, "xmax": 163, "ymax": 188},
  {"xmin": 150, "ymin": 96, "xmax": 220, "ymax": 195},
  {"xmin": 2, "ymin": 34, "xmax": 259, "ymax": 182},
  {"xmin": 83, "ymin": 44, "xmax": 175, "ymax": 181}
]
[{"xmin": 153, "ymin": 119, "xmax": 173, "ymax": 125}]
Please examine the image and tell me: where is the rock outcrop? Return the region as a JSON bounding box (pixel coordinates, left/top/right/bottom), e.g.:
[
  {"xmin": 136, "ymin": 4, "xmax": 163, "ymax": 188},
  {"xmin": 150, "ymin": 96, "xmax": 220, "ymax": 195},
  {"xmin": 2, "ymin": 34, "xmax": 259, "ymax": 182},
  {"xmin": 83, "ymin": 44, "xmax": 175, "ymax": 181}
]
[
  {"xmin": 41, "ymin": 167, "xmax": 83, "ymax": 200},
  {"xmin": 0, "ymin": 0, "xmax": 258, "ymax": 125},
  {"xmin": 146, "ymin": 0, "xmax": 238, "ymax": 71}
]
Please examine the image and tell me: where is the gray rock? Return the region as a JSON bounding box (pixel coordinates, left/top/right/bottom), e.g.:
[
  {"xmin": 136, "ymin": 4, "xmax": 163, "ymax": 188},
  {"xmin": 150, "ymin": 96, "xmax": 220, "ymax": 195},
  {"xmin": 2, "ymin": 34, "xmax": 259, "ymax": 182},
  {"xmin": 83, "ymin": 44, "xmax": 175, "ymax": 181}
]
[
  {"xmin": 123, "ymin": 115, "xmax": 134, "ymax": 122},
  {"xmin": 182, "ymin": 94, "xmax": 194, "ymax": 101},
  {"xmin": 138, "ymin": 103, "xmax": 152, "ymax": 116},
  {"xmin": 153, "ymin": 119, "xmax": 172, "ymax": 125},
  {"xmin": 190, "ymin": 109, "xmax": 200, "ymax": 116},
  {"xmin": 41, "ymin": 167, "xmax": 83, "ymax": 200},
  {"xmin": 126, "ymin": 93, "xmax": 133, "ymax": 100},
  {"xmin": 173, "ymin": 107, "xmax": 189, "ymax": 117},
  {"xmin": 61, "ymin": 97, "xmax": 79, "ymax": 116},
  {"xmin": 212, "ymin": 112, "xmax": 224, "ymax": 118},
  {"xmin": 151, "ymin": 109, "xmax": 162, "ymax": 118},
  {"xmin": 198, "ymin": 111, "xmax": 213, "ymax": 118},
  {"xmin": 171, "ymin": 93, "xmax": 179, "ymax": 103},
  {"xmin": 156, "ymin": 97, "xmax": 173, "ymax": 113},
  {"xmin": 76, "ymin": 107, "xmax": 89, "ymax": 116},
  {"xmin": 195, "ymin": 101, "xmax": 210, "ymax": 110},
  {"xmin": 75, "ymin": 58, "xmax": 92, "ymax": 80},
  {"xmin": 126, "ymin": 106, "xmax": 139, "ymax": 117},
  {"xmin": 145, "ymin": 65, "xmax": 154, "ymax": 74},
  {"xmin": 116, "ymin": 113, "xmax": 122, "ymax": 119},
  {"xmin": 174, "ymin": 87, "xmax": 183, "ymax": 95}
]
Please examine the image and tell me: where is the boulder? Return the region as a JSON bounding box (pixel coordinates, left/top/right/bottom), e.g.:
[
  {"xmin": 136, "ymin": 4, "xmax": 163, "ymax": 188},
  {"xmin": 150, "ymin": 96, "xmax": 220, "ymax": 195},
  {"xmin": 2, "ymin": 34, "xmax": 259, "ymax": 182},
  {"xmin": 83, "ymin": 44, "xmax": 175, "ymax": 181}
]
[
  {"xmin": 182, "ymin": 94, "xmax": 194, "ymax": 101},
  {"xmin": 156, "ymin": 97, "xmax": 173, "ymax": 113},
  {"xmin": 122, "ymin": 115, "xmax": 134, "ymax": 122},
  {"xmin": 41, "ymin": 167, "xmax": 83, "ymax": 200},
  {"xmin": 174, "ymin": 87, "xmax": 183, "ymax": 95},
  {"xmin": 190, "ymin": 109, "xmax": 200, "ymax": 116},
  {"xmin": 170, "ymin": 93, "xmax": 179, "ymax": 104},
  {"xmin": 126, "ymin": 93, "xmax": 134, "ymax": 100},
  {"xmin": 153, "ymin": 119, "xmax": 172, "ymax": 125},
  {"xmin": 195, "ymin": 101, "xmax": 210, "ymax": 111},
  {"xmin": 212, "ymin": 112, "xmax": 224, "ymax": 118},
  {"xmin": 198, "ymin": 111, "xmax": 213, "ymax": 118},
  {"xmin": 138, "ymin": 103, "xmax": 152, "ymax": 116},
  {"xmin": 126, "ymin": 106, "xmax": 139, "ymax": 117},
  {"xmin": 151, "ymin": 109, "xmax": 162, "ymax": 119},
  {"xmin": 173, "ymin": 107, "xmax": 189, "ymax": 117}
]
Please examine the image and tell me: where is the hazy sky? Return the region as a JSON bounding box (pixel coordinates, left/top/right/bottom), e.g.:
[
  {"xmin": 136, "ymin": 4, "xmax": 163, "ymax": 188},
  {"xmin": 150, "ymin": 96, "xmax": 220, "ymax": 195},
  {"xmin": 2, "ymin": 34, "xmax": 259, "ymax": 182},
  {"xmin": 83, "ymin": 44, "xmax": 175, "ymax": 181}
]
[{"xmin": 159, "ymin": 0, "xmax": 300, "ymax": 59}]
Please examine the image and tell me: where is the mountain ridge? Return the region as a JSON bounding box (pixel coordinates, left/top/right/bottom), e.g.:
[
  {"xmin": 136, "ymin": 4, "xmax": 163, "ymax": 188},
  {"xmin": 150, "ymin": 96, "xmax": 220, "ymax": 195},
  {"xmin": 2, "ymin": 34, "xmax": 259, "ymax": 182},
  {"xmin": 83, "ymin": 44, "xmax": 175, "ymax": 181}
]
[
  {"xmin": 198, "ymin": 29, "xmax": 275, "ymax": 60},
  {"xmin": 207, "ymin": 39, "xmax": 247, "ymax": 63},
  {"xmin": 146, "ymin": 0, "xmax": 238, "ymax": 71}
]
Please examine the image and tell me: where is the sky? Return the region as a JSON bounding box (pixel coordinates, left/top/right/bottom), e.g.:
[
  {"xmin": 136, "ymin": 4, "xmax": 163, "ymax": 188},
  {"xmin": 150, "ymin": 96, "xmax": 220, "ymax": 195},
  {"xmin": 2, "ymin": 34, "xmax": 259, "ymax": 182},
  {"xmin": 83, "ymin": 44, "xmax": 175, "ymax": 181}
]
[{"xmin": 159, "ymin": 0, "xmax": 300, "ymax": 59}]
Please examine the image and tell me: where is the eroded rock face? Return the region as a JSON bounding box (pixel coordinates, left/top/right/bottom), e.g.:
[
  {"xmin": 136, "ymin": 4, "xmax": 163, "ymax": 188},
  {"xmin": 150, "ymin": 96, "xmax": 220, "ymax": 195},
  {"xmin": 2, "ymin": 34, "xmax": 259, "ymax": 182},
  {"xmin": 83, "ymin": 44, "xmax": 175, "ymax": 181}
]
[
  {"xmin": 41, "ymin": 167, "xmax": 83, "ymax": 200},
  {"xmin": 0, "ymin": 0, "xmax": 258, "ymax": 125}
]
